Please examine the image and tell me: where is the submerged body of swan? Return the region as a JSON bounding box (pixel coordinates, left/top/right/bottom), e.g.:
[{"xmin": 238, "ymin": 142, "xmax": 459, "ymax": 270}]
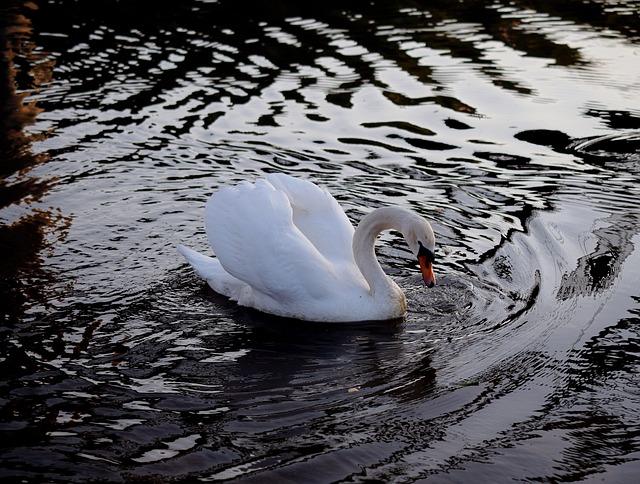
[{"xmin": 178, "ymin": 174, "xmax": 436, "ymax": 322}]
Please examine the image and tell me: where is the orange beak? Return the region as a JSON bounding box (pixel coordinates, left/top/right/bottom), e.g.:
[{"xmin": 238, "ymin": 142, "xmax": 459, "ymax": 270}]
[{"xmin": 418, "ymin": 255, "xmax": 436, "ymax": 288}]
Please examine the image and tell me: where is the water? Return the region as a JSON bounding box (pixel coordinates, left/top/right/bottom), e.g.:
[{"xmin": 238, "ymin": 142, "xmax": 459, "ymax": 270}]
[{"xmin": 1, "ymin": 0, "xmax": 639, "ymax": 482}]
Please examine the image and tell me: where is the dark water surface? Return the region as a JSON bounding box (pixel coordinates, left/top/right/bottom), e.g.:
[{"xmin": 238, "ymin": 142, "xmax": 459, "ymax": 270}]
[{"xmin": 2, "ymin": 0, "xmax": 640, "ymax": 482}]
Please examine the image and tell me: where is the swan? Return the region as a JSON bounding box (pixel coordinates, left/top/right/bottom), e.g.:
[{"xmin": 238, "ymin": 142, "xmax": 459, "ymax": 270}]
[{"xmin": 177, "ymin": 173, "xmax": 436, "ymax": 322}]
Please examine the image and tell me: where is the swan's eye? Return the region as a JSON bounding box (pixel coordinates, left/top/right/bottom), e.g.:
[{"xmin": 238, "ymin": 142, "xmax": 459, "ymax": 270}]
[{"xmin": 417, "ymin": 241, "xmax": 435, "ymax": 263}]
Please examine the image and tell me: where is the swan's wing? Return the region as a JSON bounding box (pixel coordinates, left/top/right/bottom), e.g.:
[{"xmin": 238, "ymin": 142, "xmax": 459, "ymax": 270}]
[
  {"xmin": 266, "ymin": 173, "xmax": 355, "ymax": 263},
  {"xmin": 204, "ymin": 178, "xmax": 343, "ymax": 301}
]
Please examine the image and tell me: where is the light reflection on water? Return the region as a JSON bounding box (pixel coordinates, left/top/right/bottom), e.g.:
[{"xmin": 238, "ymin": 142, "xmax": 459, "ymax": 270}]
[{"xmin": 1, "ymin": 0, "xmax": 639, "ymax": 482}]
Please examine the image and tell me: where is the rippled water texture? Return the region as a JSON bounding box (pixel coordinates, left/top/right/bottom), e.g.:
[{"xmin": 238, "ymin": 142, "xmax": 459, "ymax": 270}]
[{"xmin": 2, "ymin": 0, "xmax": 640, "ymax": 482}]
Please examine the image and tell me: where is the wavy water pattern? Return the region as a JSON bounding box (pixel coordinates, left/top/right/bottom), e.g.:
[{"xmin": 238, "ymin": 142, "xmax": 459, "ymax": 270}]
[{"xmin": 1, "ymin": 0, "xmax": 639, "ymax": 482}]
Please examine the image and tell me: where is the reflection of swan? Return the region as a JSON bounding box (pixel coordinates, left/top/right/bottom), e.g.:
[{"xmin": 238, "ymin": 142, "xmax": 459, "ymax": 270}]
[{"xmin": 178, "ymin": 174, "xmax": 436, "ymax": 322}]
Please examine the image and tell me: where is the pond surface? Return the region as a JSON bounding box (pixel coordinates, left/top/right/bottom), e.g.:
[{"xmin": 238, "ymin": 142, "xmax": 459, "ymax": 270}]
[{"xmin": 1, "ymin": 0, "xmax": 640, "ymax": 482}]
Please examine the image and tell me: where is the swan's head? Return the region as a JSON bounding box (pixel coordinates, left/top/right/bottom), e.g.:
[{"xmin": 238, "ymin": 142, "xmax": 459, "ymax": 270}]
[{"xmin": 405, "ymin": 219, "xmax": 436, "ymax": 288}]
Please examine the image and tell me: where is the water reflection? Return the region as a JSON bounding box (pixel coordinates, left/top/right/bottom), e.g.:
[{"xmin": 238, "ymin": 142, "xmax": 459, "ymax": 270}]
[
  {"xmin": 557, "ymin": 211, "xmax": 637, "ymax": 300},
  {"xmin": 0, "ymin": 3, "xmax": 67, "ymax": 326}
]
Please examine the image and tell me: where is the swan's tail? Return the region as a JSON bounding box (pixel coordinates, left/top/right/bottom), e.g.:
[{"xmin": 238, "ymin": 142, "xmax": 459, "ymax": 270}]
[
  {"xmin": 177, "ymin": 244, "xmax": 245, "ymax": 300},
  {"xmin": 177, "ymin": 244, "xmax": 220, "ymax": 280}
]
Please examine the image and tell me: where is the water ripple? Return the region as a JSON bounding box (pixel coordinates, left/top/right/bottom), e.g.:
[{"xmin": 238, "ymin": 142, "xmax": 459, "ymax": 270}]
[{"xmin": 2, "ymin": 0, "xmax": 640, "ymax": 481}]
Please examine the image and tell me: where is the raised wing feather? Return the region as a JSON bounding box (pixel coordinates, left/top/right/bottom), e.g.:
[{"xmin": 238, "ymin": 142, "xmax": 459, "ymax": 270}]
[
  {"xmin": 204, "ymin": 177, "xmax": 344, "ymax": 302},
  {"xmin": 265, "ymin": 173, "xmax": 355, "ymax": 263}
]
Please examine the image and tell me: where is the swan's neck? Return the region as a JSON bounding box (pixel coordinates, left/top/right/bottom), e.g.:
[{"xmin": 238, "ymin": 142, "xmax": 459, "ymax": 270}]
[{"xmin": 352, "ymin": 207, "xmax": 411, "ymax": 296}]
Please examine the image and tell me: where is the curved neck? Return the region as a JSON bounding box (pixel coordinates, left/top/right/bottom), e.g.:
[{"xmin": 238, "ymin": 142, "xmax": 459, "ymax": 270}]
[{"xmin": 352, "ymin": 207, "xmax": 410, "ymax": 294}]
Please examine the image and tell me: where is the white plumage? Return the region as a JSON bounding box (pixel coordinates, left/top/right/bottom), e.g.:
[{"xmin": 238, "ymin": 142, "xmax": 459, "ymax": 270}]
[{"xmin": 178, "ymin": 173, "xmax": 436, "ymax": 322}]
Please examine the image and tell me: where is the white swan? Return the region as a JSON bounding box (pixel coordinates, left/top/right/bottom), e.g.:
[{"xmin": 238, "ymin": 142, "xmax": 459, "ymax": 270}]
[{"xmin": 178, "ymin": 173, "xmax": 436, "ymax": 322}]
